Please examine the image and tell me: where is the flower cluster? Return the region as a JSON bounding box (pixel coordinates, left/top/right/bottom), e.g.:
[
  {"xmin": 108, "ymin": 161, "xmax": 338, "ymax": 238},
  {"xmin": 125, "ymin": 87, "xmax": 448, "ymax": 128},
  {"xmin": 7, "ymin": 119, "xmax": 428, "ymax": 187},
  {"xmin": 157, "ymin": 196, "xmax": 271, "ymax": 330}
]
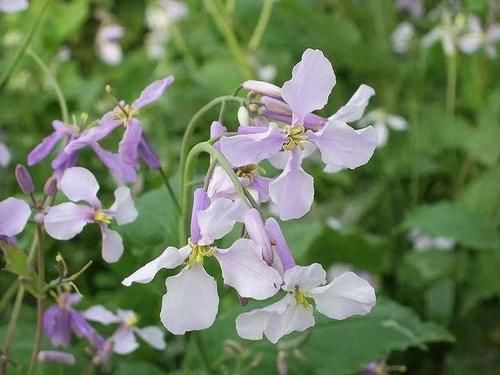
[{"xmin": 123, "ymin": 48, "xmax": 378, "ymax": 343}]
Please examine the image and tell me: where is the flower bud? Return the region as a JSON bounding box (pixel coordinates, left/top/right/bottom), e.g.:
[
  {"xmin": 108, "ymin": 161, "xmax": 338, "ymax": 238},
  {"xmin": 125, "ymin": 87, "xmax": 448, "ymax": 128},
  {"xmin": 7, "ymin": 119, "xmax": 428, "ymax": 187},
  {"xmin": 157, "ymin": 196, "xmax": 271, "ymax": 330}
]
[
  {"xmin": 43, "ymin": 176, "xmax": 58, "ymax": 197},
  {"xmin": 237, "ymin": 106, "xmax": 250, "ymax": 126},
  {"xmin": 38, "ymin": 351, "xmax": 76, "ymax": 365},
  {"xmin": 243, "ymin": 80, "xmax": 282, "ymax": 99},
  {"xmin": 15, "ymin": 164, "xmax": 34, "ymax": 195}
]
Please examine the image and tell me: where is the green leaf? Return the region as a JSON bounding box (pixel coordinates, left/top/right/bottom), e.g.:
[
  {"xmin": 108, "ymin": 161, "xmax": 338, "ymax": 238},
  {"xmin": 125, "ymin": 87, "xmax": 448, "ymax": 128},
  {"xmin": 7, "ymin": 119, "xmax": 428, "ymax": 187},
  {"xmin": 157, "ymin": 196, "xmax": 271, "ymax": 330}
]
[
  {"xmin": 2, "ymin": 244, "xmax": 30, "ymax": 278},
  {"xmin": 115, "ymin": 361, "xmax": 165, "ymax": 375},
  {"xmin": 280, "ymin": 220, "xmax": 323, "ymax": 262},
  {"xmin": 462, "ymin": 167, "xmax": 500, "ymax": 220},
  {"xmin": 402, "ymin": 202, "xmax": 500, "ymax": 250}
]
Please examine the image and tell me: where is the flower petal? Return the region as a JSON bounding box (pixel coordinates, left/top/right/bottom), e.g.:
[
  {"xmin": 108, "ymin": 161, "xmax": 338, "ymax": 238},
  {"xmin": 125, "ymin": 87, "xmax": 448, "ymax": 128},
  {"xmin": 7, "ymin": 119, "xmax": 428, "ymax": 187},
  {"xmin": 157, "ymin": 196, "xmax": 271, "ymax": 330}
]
[
  {"xmin": 329, "ymin": 84, "xmax": 375, "ymax": 123},
  {"xmin": 244, "ymin": 209, "xmax": 273, "ymax": 264},
  {"xmin": 132, "ymin": 76, "xmax": 175, "ymax": 109},
  {"xmin": 83, "ymin": 305, "xmax": 120, "ymax": 325},
  {"xmin": 0, "ymin": 142, "xmax": 10, "ymax": 167},
  {"xmin": 90, "ymin": 143, "xmax": 137, "ymax": 183},
  {"xmin": 0, "ymin": 198, "xmax": 31, "ymax": 237},
  {"xmin": 310, "ymin": 271, "xmax": 376, "ymax": 320},
  {"xmin": 269, "ymin": 149, "xmax": 314, "ymax": 220},
  {"xmin": 386, "ymin": 115, "xmax": 408, "ymax": 131},
  {"xmin": 27, "ymin": 131, "xmax": 64, "ymax": 166},
  {"xmin": 112, "ymin": 328, "xmax": 139, "ymax": 354},
  {"xmin": 44, "ymin": 203, "xmax": 93, "ymax": 240},
  {"xmin": 219, "ymin": 124, "xmax": 285, "ymax": 167},
  {"xmin": 281, "ymin": 49, "xmax": 335, "ymax": 124},
  {"xmin": 122, "ymin": 245, "xmax": 191, "ymax": 286},
  {"xmin": 307, "ymin": 119, "xmax": 377, "ymax": 169},
  {"xmin": 264, "ymin": 218, "xmax": 296, "ymax": 271},
  {"xmin": 109, "ymin": 186, "xmax": 138, "ymax": 225},
  {"xmin": 161, "ymin": 265, "xmax": 219, "ymax": 334},
  {"xmin": 215, "ymin": 238, "xmax": 281, "ymax": 299},
  {"xmin": 283, "ymin": 264, "xmax": 326, "ymax": 292},
  {"xmin": 138, "ymin": 135, "xmax": 161, "ymax": 170},
  {"xmin": 60, "ymin": 167, "xmax": 100, "ymax": 206},
  {"xmin": 118, "ymin": 119, "xmax": 143, "ymax": 165},
  {"xmin": 134, "ymin": 326, "xmax": 166, "ymax": 350},
  {"xmin": 100, "ymin": 226, "xmax": 124, "ymax": 263},
  {"xmin": 197, "ymin": 197, "xmax": 247, "ymax": 245}
]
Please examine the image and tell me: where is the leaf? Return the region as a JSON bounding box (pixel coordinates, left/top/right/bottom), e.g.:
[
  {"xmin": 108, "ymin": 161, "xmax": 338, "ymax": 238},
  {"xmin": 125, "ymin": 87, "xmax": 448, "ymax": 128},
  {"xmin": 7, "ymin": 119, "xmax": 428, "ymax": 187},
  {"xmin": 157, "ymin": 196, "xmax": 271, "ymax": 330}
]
[
  {"xmin": 2, "ymin": 244, "xmax": 30, "ymax": 278},
  {"xmin": 402, "ymin": 202, "xmax": 500, "ymax": 250},
  {"xmin": 280, "ymin": 220, "xmax": 324, "ymax": 262},
  {"xmin": 122, "ymin": 188, "xmax": 179, "ymax": 257},
  {"xmin": 115, "ymin": 361, "xmax": 165, "ymax": 375},
  {"xmin": 462, "ymin": 167, "xmax": 500, "ymax": 220}
]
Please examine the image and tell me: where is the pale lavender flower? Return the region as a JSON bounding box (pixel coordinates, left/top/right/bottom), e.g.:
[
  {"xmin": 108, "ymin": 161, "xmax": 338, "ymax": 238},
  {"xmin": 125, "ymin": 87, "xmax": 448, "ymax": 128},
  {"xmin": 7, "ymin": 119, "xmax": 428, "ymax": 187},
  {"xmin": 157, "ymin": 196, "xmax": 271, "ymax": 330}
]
[
  {"xmin": 421, "ymin": 11, "xmax": 466, "ymax": 56},
  {"xmin": 83, "ymin": 306, "xmax": 166, "ymax": 355},
  {"xmin": 359, "ymin": 108, "xmax": 408, "ymax": 148},
  {"xmin": 122, "ymin": 188, "xmax": 282, "ymax": 335},
  {"xmin": 43, "ymin": 293, "xmax": 95, "ymax": 347},
  {"xmin": 0, "ymin": 0, "xmax": 28, "ymax": 13},
  {"xmin": 409, "ymin": 229, "xmax": 455, "ymax": 252},
  {"xmin": 236, "ymin": 264, "xmax": 376, "ymax": 343},
  {"xmin": 44, "ymin": 167, "xmax": 138, "ymax": 263},
  {"xmin": 392, "ymin": 21, "xmax": 415, "ymax": 54},
  {"xmin": 220, "ymin": 50, "xmax": 376, "ymax": 220},
  {"xmin": 96, "ymin": 23, "xmax": 124, "ymax": 66},
  {"xmin": 65, "ymin": 76, "xmax": 174, "ymax": 175},
  {"xmin": 396, "ymin": 0, "xmax": 424, "ymax": 18},
  {"xmin": 0, "ymin": 141, "xmax": 11, "ymax": 167},
  {"xmin": 0, "ymin": 197, "xmax": 31, "ymax": 242},
  {"xmin": 458, "ymin": 16, "xmax": 500, "ymax": 58}
]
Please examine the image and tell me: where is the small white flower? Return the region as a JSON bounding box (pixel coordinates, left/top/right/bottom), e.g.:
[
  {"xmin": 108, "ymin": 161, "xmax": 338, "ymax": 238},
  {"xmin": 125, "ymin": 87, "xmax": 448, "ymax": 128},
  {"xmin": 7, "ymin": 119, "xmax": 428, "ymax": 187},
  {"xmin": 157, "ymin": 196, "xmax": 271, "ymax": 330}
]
[
  {"xmin": 359, "ymin": 108, "xmax": 408, "ymax": 147},
  {"xmin": 409, "ymin": 229, "xmax": 455, "ymax": 252},
  {"xmin": 421, "ymin": 11, "xmax": 466, "ymax": 56},
  {"xmin": 96, "ymin": 23, "xmax": 124, "ymax": 66},
  {"xmin": 0, "ymin": 141, "xmax": 11, "ymax": 167},
  {"xmin": 458, "ymin": 16, "xmax": 500, "ymax": 58},
  {"xmin": 0, "ymin": 0, "xmax": 28, "ymax": 13},
  {"xmin": 392, "ymin": 21, "xmax": 415, "ymax": 54}
]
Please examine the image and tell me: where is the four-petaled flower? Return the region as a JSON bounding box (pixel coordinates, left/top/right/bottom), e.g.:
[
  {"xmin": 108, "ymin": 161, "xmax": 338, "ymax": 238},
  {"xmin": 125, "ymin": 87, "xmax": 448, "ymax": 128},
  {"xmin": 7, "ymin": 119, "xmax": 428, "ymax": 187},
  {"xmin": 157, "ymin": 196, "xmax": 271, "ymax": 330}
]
[{"xmin": 44, "ymin": 167, "xmax": 138, "ymax": 263}]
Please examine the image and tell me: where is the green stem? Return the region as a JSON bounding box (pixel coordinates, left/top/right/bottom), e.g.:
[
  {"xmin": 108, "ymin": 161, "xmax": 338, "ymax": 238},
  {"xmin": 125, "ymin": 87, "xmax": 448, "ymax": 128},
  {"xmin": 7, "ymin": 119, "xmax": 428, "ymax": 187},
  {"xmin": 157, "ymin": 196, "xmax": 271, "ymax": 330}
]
[
  {"xmin": 0, "ymin": 286, "xmax": 25, "ymax": 374},
  {"xmin": 446, "ymin": 53, "xmax": 457, "ymax": 117},
  {"xmin": 0, "ymin": 281, "xmax": 18, "ymax": 313},
  {"xmin": 0, "ymin": 0, "xmax": 52, "ymax": 91},
  {"xmin": 248, "ymin": 0, "xmax": 274, "ymax": 52},
  {"xmin": 159, "ymin": 167, "xmax": 182, "ymax": 214},
  {"xmin": 27, "ymin": 49, "xmax": 69, "ymax": 123},
  {"xmin": 204, "ymin": 0, "xmax": 253, "ymax": 79},
  {"xmin": 27, "ymin": 225, "xmax": 46, "ymax": 375},
  {"xmin": 192, "ymin": 332, "xmax": 213, "ymax": 374}
]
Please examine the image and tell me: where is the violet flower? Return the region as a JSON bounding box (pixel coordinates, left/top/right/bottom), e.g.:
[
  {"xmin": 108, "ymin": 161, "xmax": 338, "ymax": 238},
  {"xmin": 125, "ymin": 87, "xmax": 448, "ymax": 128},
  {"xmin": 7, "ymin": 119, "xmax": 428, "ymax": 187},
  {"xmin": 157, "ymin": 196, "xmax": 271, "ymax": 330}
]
[
  {"xmin": 83, "ymin": 305, "xmax": 166, "ymax": 354},
  {"xmin": 96, "ymin": 23, "xmax": 124, "ymax": 66},
  {"xmin": 44, "ymin": 167, "xmax": 138, "ymax": 263},
  {"xmin": 0, "ymin": 141, "xmax": 11, "ymax": 167},
  {"xmin": 122, "ymin": 188, "xmax": 282, "ymax": 335},
  {"xmin": 0, "ymin": 197, "xmax": 31, "ymax": 242},
  {"xmin": 65, "ymin": 76, "xmax": 174, "ymax": 175},
  {"xmin": 43, "ymin": 293, "xmax": 95, "ymax": 347},
  {"xmin": 236, "ymin": 264, "xmax": 376, "ymax": 343},
  {"xmin": 220, "ymin": 49, "xmax": 377, "ymax": 220}
]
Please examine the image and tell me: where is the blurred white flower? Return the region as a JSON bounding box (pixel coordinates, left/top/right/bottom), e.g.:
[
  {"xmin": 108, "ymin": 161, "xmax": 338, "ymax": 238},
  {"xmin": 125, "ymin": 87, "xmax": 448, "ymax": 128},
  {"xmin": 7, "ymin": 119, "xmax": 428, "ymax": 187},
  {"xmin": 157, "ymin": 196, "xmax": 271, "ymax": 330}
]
[
  {"xmin": 409, "ymin": 229, "xmax": 455, "ymax": 252},
  {"xmin": 359, "ymin": 108, "xmax": 408, "ymax": 147},
  {"xmin": 257, "ymin": 64, "xmax": 277, "ymax": 81},
  {"xmin": 392, "ymin": 21, "xmax": 415, "ymax": 54},
  {"xmin": 56, "ymin": 46, "xmax": 71, "ymax": 63},
  {"xmin": 0, "ymin": 0, "xmax": 28, "ymax": 13},
  {"xmin": 396, "ymin": 0, "xmax": 423, "ymax": 18},
  {"xmin": 0, "ymin": 142, "xmax": 11, "ymax": 167},
  {"xmin": 2, "ymin": 31, "xmax": 22, "ymax": 47},
  {"xmin": 421, "ymin": 11, "xmax": 466, "ymax": 56},
  {"xmin": 96, "ymin": 23, "xmax": 124, "ymax": 66},
  {"xmin": 458, "ymin": 15, "xmax": 500, "ymax": 58}
]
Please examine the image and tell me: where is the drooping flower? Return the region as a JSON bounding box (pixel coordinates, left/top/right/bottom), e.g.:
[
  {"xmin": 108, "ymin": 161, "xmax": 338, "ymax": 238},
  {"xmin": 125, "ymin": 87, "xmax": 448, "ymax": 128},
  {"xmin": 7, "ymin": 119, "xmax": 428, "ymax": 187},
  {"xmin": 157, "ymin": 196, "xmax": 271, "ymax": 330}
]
[
  {"xmin": 65, "ymin": 76, "xmax": 174, "ymax": 176},
  {"xmin": 0, "ymin": 197, "xmax": 31, "ymax": 242},
  {"xmin": 391, "ymin": 21, "xmax": 415, "ymax": 54},
  {"xmin": 44, "ymin": 167, "xmax": 138, "ymax": 263},
  {"xmin": 0, "ymin": 0, "xmax": 28, "ymax": 13},
  {"xmin": 458, "ymin": 16, "xmax": 500, "ymax": 58},
  {"xmin": 0, "ymin": 141, "xmax": 11, "ymax": 167},
  {"xmin": 220, "ymin": 49, "xmax": 377, "ymax": 220},
  {"xmin": 43, "ymin": 293, "xmax": 96, "ymax": 347},
  {"xmin": 236, "ymin": 264, "xmax": 376, "ymax": 343},
  {"xmin": 359, "ymin": 108, "xmax": 408, "ymax": 148},
  {"xmin": 83, "ymin": 305, "xmax": 166, "ymax": 355},
  {"xmin": 96, "ymin": 23, "xmax": 124, "ymax": 66},
  {"xmin": 122, "ymin": 188, "xmax": 282, "ymax": 335}
]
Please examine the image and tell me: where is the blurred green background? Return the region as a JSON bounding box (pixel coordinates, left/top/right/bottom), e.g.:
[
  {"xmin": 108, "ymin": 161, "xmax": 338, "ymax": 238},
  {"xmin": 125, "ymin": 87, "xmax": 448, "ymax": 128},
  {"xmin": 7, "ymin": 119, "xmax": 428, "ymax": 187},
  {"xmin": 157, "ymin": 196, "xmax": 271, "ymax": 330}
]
[{"xmin": 1, "ymin": 0, "xmax": 499, "ymax": 374}]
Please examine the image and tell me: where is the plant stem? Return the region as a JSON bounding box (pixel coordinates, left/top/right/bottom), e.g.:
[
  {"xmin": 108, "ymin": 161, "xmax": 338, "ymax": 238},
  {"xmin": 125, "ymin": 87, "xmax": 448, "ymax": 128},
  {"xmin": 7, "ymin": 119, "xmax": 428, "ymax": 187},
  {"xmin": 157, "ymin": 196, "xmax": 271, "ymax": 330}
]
[
  {"xmin": 158, "ymin": 167, "xmax": 182, "ymax": 214},
  {"xmin": 27, "ymin": 49, "xmax": 69, "ymax": 123},
  {"xmin": 248, "ymin": 0, "xmax": 274, "ymax": 52},
  {"xmin": 446, "ymin": 53, "xmax": 457, "ymax": 117},
  {"xmin": 0, "ymin": 0, "xmax": 52, "ymax": 91},
  {"xmin": 204, "ymin": 0, "xmax": 253, "ymax": 79},
  {"xmin": 27, "ymin": 225, "xmax": 46, "ymax": 375},
  {"xmin": 0, "ymin": 282, "xmax": 18, "ymax": 313},
  {"xmin": 0, "ymin": 286, "xmax": 25, "ymax": 374},
  {"xmin": 192, "ymin": 332, "xmax": 212, "ymax": 374}
]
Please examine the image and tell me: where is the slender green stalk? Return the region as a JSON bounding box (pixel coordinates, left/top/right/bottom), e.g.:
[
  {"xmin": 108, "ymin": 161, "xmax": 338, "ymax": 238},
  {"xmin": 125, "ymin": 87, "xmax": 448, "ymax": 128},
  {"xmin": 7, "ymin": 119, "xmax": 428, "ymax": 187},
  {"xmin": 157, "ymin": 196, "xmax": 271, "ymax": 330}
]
[
  {"xmin": 0, "ymin": 281, "xmax": 18, "ymax": 313},
  {"xmin": 204, "ymin": 0, "xmax": 253, "ymax": 79},
  {"xmin": 248, "ymin": 0, "xmax": 274, "ymax": 52},
  {"xmin": 446, "ymin": 53, "xmax": 457, "ymax": 117},
  {"xmin": 0, "ymin": 0, "xmax": 52, "ymax": 91},
  {"xmin": 159, "ymin": 167, "xmax": 182, "ymax": 214},
  {"xmin": 0, "ymin": 286, "xmax": 25, "ymax": 374},
  {"xmin": 27, "ymin": 225, "xmax": 46, "ymax": 375},
  {"xmin": 192, "ymin": 332, "xmax": 213, "ymax": 374},
  {"xmin": 27, "ymin": 49, "xmax": 69, "ymax": 123}
]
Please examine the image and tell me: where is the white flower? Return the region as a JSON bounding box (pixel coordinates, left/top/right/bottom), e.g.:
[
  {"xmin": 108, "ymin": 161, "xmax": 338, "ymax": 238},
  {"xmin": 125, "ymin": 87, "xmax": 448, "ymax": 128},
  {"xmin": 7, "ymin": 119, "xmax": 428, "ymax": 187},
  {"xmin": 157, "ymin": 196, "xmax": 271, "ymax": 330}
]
[
  {"xmin": 458, "ymin": 15, "xmax": 500, "ymax": 58},
  {"xmin": 359, "ymin": 108, "xmax": 408, "ymax": 147},
  {"xmin": 236, "ymin": 264, "xmax": 376, "ymax": 343},
  {"xmin": 0, "ymin": 141, "xmax": 11, "ymax": 167},
  {"xmin": 96, "ymin": 23, "xmax": 124, "ymax": 66},
  {"xmin": 409, "ymin": 229, "xmax": 455, "ymax": 252},
  {"xmin": 392, "ymin": 21, "xmax": 415, "ymax": 54},
  {"xmin": 421, "ymin": 11, "xmax": 466, "ymax": 56},
  {"xmin": 0, "ymin": 0, "xmax": 28, "ymax": 13}
]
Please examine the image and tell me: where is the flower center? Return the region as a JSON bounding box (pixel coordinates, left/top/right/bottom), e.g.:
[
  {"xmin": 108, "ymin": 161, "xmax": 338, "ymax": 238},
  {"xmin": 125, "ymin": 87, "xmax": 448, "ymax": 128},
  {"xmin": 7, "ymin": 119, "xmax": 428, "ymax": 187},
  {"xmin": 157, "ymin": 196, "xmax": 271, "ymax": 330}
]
[
  {"xmin": 187, "ymin": 239, "xmax": 216, "ymax": 268},
  {"xmin": 294, "ymin": 286, "xmax": 312, "ymax": 309},
  {"xmin": 235, "ymin": 164, "xmax": 257, "ymax": 183},
  {"xmin": 113, "ymin": 104, "xmax": 139, "ymax": 126},
  {"xmin": 125, "ymin": 313, "xmax": 139, "ymax": 327},
  {"xmin": 94, "ymin": 211, "xmax": 112, "ymax": 224},
  {"xmin": 283, "ymin": 125, "xmax": 308, "ymax": 151}
]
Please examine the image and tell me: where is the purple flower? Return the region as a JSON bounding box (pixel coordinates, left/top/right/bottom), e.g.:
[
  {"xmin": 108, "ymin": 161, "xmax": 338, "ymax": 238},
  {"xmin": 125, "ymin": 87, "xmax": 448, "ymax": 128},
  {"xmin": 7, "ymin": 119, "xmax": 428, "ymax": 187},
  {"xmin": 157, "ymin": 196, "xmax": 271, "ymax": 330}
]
[
  {"xmin": 220, "ymin": 49, "xmax": 377, "ymax": 220},
  {"xmin": 83, "ymin": 306, "xmax": 166, "ymax": 355},
  {"xmin": 122, "ymin": 188, "xmax": 282, "ymax": 335},
  {"xmin": 43, "ymin": 293, "xmax": 95, "ymax": 347},
  {"xmin": 44, "ymin": 167, "xmax": 138, "ymax": 263},
  {"xmin": 0, "ymin": 197, "xmax": 31, "ymax": 242},
  {"xmin": 65, "ymin": 76, "xmax": 174, "ymax": 176}
]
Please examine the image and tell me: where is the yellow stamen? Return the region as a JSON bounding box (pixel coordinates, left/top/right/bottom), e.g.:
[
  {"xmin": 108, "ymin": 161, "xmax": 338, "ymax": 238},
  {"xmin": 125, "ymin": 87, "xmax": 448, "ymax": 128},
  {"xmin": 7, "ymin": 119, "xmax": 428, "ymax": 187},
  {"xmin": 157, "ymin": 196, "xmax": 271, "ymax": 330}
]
[
  {"xmin": 235, "ymin": 164, "xmax": 257, "ymax": 183},
  {"xmin": 125, "ymin": 313, "xmax": 139, "ymax": 327},
  {"xmin": 294, "ymin": 286, "xmax": 312, "ymax": 309},
  {"xmin": 94, "ymin": 211, "xmax": 112, "ymax": 224},
  {"xmin": 113, "ymin": 103, "xmax": 139, "ymax": 126},
  {"xmin": 186, "ymin": 239, "xmax": 216, "ymax": 268},
  {"xmin": 283, "ymin": 125, "xmax": 308, "ymax": 151}
]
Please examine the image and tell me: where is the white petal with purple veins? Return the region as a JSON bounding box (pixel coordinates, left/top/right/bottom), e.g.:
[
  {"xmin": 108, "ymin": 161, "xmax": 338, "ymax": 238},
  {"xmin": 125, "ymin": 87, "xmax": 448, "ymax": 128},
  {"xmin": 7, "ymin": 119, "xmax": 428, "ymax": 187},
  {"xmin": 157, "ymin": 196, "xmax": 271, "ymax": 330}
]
[
  {"xmin": 330, "ymin": 84, "xmax": 375, "ymax": 123},
  {"xmin": 134, "ymin": 326, "xmax": 166, "ymax": 350},
  {"xmin": 112, "ymin": 328, "xmax": 139, "ymax": 354},
  {"xmin": 60, "ymin": 167, "xmax": 101, "ymax": 206},
  {"xmin": 44, "ymin": 203, "xmax": 94, "ymax": 240},
  {"xmin": 0, "ymin": 198, "xmax": 30, "ymax": 237},
  {"xmin": 83, "ymin": 305, "xmax": 120, "ymax": 325}
]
